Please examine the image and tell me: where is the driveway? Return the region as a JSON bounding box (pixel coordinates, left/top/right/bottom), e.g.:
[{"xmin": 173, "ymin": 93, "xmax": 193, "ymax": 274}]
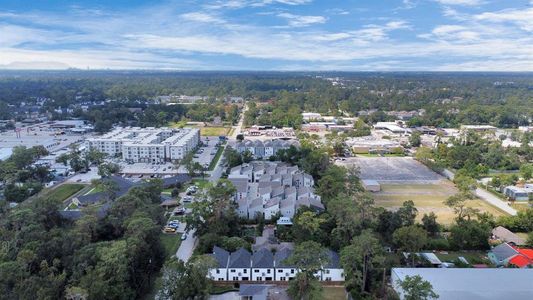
[
  {"xmin": 176, "ymin": 229, "xmax": 197, "ymax": 262},
  {"xmin": 475, "ymin": 188, "xmax": 517, "ymax": 216}
]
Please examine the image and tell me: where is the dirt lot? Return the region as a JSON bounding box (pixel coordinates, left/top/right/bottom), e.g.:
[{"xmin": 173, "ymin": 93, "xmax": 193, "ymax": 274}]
[{"xmin": 373, "ymin": 183, "xmax": 506, "ymax": 224}]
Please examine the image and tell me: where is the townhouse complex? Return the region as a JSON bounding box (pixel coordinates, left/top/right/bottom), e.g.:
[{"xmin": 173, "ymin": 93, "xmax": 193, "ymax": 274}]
[
  {"xmin": 235, "ymin": 139, "xmax": 299, "ymax": 159},
  {"xmin": 228, "ymin": 161, "xmax": 324, "ymax": 220},
  {"xmin": 86, "ymin": 127, "xmax": 200, "ymax": 163},
  {"xmin": 209, "ymin": 246, "xmax": 344, "ymax": 282}
]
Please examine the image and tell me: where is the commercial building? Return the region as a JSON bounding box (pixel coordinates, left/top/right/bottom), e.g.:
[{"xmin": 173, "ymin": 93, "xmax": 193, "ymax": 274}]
[
  {"xmin": 346, "ymin": 137, "xmax": 403, "ymax": 154},
  {"xmin": 228, "ymin": 161, "xmax": 323, "ymax": 220},
  {"xmin": 209, "ymin": 246, "xmax": 344, "ymax": 282},
  {"xmin": 374, "ymin": 122, "xmax": 411, "ymax": 134},
  {"xmin": 391, "ymin": 268, "xmax": 533, "ymax": 300},
  {"xmin": 503, "ymin": 184, "xmax": 533, "ymax": 201},
  {"xmin": 86, "ymin": 127, "xmax": 200, "ymax": 163}
]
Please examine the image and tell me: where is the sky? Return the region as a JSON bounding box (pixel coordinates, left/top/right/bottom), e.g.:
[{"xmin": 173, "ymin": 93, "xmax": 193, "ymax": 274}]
[{"xmin": 0, "ymin": 0, "xmax": 532, "ymax": 71}]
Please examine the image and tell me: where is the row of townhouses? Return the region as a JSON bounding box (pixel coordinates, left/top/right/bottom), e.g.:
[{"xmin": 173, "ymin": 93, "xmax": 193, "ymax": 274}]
[
  {"xmin": 235, "ymin": 139, "xmax": 299, "ymax": 159},
  {"xmin": 209, "ymin": 247, "xmax": 344, "ymax": 282},
  {"xmin": 228, "ymin": 162, "xmax": 324, "ymax": 220},
  {"xmin": 86, "ymin": 127, "xmax": 200, "ymax": 163}
]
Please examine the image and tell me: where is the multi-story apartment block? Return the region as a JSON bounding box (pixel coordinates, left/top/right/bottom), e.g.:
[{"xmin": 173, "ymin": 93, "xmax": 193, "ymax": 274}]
[
  {"xmin": 86, "ymin": 127, "xmax": 200, "ymax": 163},
  {"xmin": 209, "ymin": 246, "xmax": 344, "ymax": 282},
  {"xmin": 228, "ymin": 161, "xmax": 323, "ymax": 220}
]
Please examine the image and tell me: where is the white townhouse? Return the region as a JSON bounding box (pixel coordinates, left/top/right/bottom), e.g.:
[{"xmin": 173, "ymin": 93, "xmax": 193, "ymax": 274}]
[
  {"xmin": 273, "ymin": 247, "xmax": 297, "ymax": 281},
  {"xmin": 228, "ymin": 248, "xmax": 252, "ymax": 281},
  {"xmin": 228, "ymin": 161, "xmax": 323, "ymax": 220},
  {"xmin": 251, "ymin": 248, "xmax": 275, "ymax": 281},
  {"xmin": 209, "ymin": 246, "xmax": 230, "ymax": 281},
  {"xmin": 209, "ymin": 246, "xmax": 345, "ymax": 283},
  {"xmin": 321, "ymin": 250, "xmax": 344, "ymax": 281}
]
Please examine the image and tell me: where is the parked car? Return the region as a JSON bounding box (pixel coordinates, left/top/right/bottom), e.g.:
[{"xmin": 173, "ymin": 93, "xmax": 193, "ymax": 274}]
[
  {"xmin": 182, "ymin": 196, "xmax": 193, "ymax": 203},
  {"xmin": 163, "ymin": 226, "xmax": 177, "ymax": 233},
  {"xmin": 181, "ymin": 234, "xmax": 187, "ymax": 240}
]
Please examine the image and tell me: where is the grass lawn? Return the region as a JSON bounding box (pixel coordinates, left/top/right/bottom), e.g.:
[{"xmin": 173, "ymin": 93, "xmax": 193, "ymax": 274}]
[
  {"xmin": 208, "ymin": 146, "xmax": 224, "ymax": 171},
  {"xmin": 161, "ymin": 188, "xmax": 173, "ymax": 195},
  {"xmin": 322, "ymin": 287, "xmax": 347, "ymax": 300},
  {"xmin": 192, "ymin": 179, "xmax": 210, "ymax": 189},
  {"xmin": 44, "ymin": 183, "xmax": 85, "ymax": 201},
  {"xmin": 511, "ymin": 203, "xmax": 530, "ymax": 212},
  {"xmin": 373, "ymin": 183, "xmax": 506, "ymax": 224},
  {"xmin": 160, "ymin": 233, "xmax": 182, "ymax": 260},
  {"xmin": 86, "ymin": 185, "xmax": 104, "ymax": 195},
  {"xmin": 200, "ymin": 126, "xmax": 230, "ymax": 136}
]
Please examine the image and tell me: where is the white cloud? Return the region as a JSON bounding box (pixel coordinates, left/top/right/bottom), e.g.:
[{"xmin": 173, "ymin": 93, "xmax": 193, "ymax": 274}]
[
  {"xmin": 180, "ymin": 12, "xmax": 226, "ymax": 24},
  {"xmin": 276, "ymin": 13, "xmax": 326, "ymax": 27},
  {"xmin": 434, "ymin": 0, "xmax": 485, "ymax": 6},
  {"xmin": 0, "ymin": 1, "xmax": 532, "ymax": 71},
  {"xmin": 475, "ymin": 8, "xmax": 533, "ymax": 32}
]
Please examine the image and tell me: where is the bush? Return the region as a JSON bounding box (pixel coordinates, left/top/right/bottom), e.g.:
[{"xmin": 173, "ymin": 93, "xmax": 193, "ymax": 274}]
[{"xmin": 426, "ymin": 238, "xmax": 451, "ymax": 251}]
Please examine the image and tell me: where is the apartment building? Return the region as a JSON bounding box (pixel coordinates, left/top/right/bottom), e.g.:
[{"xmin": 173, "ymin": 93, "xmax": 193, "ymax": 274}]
[
  {"xmin": 228, "ymin": 161, "xmax": 323, "ymax": 220},
  {"xmin": 86, "ymin": 127, "xmax": 200, "ymax": 163},
  {"xmin": 209, "ymin": 246, "xmax": 344, "ymax": 282}
]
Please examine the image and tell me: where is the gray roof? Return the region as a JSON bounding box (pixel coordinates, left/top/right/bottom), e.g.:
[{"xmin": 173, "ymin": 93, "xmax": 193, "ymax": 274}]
[
  {"xmin": 392, "ymin": 268, "xmax": 533, "ymax": 300},
  {"xmin": 212, "ymin": 246, "xmax": 230, "ymax": 268},
  {"xmin": 252, "ymin": 248, "xmax": 274, "ymax": 268},
  {"xmin": 229, "ymin": 247, "xmax": 252, "ymax": 268},
  {"xmin": 239, "ymin": 284, "xmax": 271, "ymax": 300},
  {"xmin": 492, "ymin": 226, "xmax": 526, "ymax": 245},
  {"xmin": 492, "ymin": 243, "xmax": 519, "ymax": 261},
  {"xmin": 325, "ymin": 250, "xmax": 340, "ymax": 268},
  {"xmin": 274, "ymin": 247, "xmax": 294, "ymax": 268}
]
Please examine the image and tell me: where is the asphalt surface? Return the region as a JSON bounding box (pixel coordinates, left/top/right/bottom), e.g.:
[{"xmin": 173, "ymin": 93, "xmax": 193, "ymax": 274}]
[
  {"xmin": 174, "ymin": 104, "xmax": 246, "ymax": 262},
  {"xmin": 475, "ymin": 188, "xmax": 517, "ymax": 216}
]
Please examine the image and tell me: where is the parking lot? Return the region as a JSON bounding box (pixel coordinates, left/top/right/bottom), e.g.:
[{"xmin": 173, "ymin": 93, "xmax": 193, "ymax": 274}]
[
  {"xmin": 337, "ymin": 157, "xmax": 443, "ymax": 183},
  {"xmin": 178, "ymin": 137, "xmax": 220, "ymax": 173}
]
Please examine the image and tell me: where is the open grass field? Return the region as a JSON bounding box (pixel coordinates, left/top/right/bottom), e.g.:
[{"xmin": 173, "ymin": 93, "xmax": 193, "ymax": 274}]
[
  {"xmin": 200, "ymin": 126, "xmax": 230, "ymax": 136},
  {"xmin": 373, "ymin": 183, "xmax": 506, "ymax": 224},
  {"xmin": 44, "ymin": 183, "xmax": 85, "ymax": 201},
  {"xmin": 168, "ymin": 121, "xmax": 230, "ymax": 136},
  {"xmin": 322, "ymin": 287, "xmax": 348, "ymax": 300}
]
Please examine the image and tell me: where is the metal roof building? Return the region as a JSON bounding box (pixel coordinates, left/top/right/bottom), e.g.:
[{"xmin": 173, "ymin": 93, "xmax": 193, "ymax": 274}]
[{"xmin": 391, "ymin": 268, "xmax": 533, "ymax": 300}]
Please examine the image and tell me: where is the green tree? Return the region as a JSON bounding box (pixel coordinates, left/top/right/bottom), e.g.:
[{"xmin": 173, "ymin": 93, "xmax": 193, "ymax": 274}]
[
  {"xmin": 421, "ymin": 213, "xmax": 440, "ymax": 237},
  {"xmin": 397, "ymin": 275, "xmax": 439, "ymax": 300},
  {"xmin": 393, "ymin": 226, "xmax": 428, "ymax": 266},
  {"xmin": 340, "ymin": 230, "xmax": 384, "ymax": 297},
  {"xmin": 409, "ymin": 131, "xmax": 422, "ymax": 147},
  {"xmin": 286, "ymin": 241, "xmax": 328, "ymax": 300},
  {"xmin": 158, "ymin": 256, "xmax": 216, "ymax": 300},
  {"xmin": 520, "ymin": 164, "xmax": 533, "ymax": 181}
]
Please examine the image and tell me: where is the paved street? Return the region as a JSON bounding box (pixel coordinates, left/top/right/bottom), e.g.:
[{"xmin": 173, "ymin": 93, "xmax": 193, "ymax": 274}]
[
  {"xmin": 174, "ymin": 104, "xmax": 246, "ymax": 262},
  {"xmin": 176, "ymin": 229, "xmax": 197, "ymax": 262},
  {"xmin": 475, "ymin": 188, "xmax": 517, "ymax": 216}
]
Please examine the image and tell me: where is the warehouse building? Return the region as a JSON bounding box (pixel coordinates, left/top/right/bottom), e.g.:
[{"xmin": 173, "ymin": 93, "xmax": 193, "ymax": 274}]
[{"xmin": 391, "ymin": 268, "xmax": 533, "ymax": 300}]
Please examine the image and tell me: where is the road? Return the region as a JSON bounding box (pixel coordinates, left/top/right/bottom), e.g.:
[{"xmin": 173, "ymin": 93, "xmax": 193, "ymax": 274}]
[
  {"xmin": 174, "ymin": 104, "xmax": 247, "ymax": 262},
  {"xmin": 176, "ymin": 229, "xmax": 197, "ymax": 262},
  {"xmin": 475, "ymin": 188, "xmax": 517, "ymax": 216}
]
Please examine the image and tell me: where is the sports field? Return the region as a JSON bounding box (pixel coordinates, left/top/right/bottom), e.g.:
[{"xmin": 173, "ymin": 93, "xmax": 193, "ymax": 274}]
[{"xmin": 373, "ymin": 183, "xmax": 506, "ymax": 224}]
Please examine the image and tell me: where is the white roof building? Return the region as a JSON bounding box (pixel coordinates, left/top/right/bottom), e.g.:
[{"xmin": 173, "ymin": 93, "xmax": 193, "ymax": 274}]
[{"xmin": 391, "ymin": 268, "xmax": 533, "ymax": 300}]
